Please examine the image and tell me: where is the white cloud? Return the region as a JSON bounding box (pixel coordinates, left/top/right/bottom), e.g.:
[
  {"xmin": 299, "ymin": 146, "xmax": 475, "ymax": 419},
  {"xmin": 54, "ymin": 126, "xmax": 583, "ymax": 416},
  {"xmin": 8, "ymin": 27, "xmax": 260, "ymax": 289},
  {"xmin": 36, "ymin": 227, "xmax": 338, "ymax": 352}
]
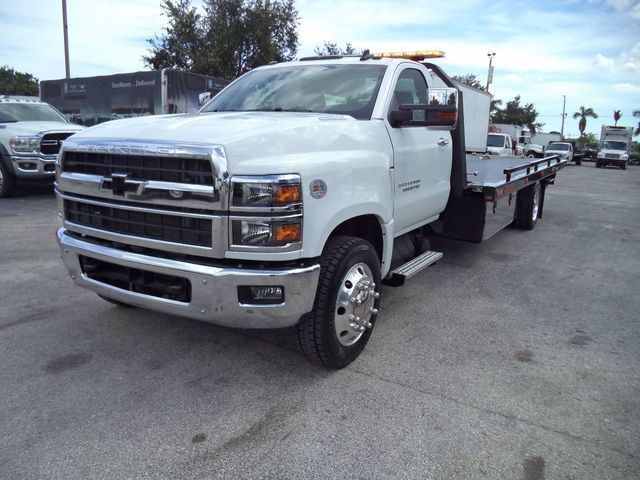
[
  {"xmin": 613, "ymin": 82, "xmax": 640, "ymax": 93},
  {"xmin": 594, "ymin": 53, "xmax": 616, "ymax": 70},
  {"xmin": 604, "ymin": 0, "xmax": 634, "ymax": 9},
  {"xmin": 620, "ymin": 42, "xmax": 640, "ymax": 73},
  {"xmin": 633, "ymin": 3, "xmax": 640, "ymax": 18},
  {"xmin": 505, "ymin": 73, "xmax": 524, "ymax": 83}
]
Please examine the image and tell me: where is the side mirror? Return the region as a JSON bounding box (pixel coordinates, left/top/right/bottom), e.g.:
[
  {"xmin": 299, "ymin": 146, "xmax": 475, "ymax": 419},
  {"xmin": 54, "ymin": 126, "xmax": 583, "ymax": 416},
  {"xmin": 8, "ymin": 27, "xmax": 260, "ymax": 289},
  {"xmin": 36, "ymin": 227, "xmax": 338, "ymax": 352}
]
[
  {"xmin": 389, "ymin": 109, "xmax": 413, "ymax": 127},
  {"xmin": 424, "ymin": 87, "xmax": 458, "ymax": 128}
]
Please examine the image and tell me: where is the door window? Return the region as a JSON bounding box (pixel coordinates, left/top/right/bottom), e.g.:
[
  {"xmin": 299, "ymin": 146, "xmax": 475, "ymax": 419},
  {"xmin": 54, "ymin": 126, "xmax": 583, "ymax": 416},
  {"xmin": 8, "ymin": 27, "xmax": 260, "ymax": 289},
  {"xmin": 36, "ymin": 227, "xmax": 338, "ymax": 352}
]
[{"xmin": 389, "ymin": 68, "xmax": 428, "ymax": 123}]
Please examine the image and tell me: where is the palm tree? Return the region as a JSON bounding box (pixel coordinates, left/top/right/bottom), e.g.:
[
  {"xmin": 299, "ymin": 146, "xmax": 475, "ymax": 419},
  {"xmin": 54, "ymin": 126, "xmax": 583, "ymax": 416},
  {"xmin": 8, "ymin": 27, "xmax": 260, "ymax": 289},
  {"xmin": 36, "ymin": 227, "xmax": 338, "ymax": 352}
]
[
  {"xmin": 613, "ymin": 110, "xmax": 622, "ymax": 126},
  {"xmin": 634, "ymin": 109, "xmax": 640, "ymax": 136},
  {"xmin": 572, "ymin": 106, "xmax": 598, "ymax": 137}
]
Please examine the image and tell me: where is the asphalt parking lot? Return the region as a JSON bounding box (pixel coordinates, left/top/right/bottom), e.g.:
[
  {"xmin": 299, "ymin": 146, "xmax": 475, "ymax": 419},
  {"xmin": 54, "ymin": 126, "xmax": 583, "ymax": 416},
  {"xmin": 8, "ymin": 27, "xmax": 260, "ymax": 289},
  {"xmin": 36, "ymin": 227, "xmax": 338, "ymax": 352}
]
[{"xmin": 1, "ymin": 162, "xmax": 639, "ymax": 480}]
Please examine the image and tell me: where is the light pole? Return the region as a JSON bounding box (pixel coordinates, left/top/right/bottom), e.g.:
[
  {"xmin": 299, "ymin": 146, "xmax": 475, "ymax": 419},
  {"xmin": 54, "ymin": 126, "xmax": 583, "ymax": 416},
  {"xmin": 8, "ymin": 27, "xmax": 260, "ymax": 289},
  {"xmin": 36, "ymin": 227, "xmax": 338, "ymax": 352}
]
[
  {"xmin": 486, "ymin": 53, "xmax": 496, "ymax": 92},
  {"xmin": 560, "ymin": 94, "xmax": 567, "ymax": 140},
  {"xmin": 62, "ymin": 0, "xmax": 70, "ymax": 79}
]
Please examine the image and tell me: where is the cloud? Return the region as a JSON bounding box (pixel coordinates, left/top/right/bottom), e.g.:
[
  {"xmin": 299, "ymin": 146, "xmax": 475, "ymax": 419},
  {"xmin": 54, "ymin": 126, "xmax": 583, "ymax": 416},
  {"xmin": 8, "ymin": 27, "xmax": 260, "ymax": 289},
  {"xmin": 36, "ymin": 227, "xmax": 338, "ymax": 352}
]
[
  {"xmin": 505, "ymin": 73, "xmax": 524, "ymax": 83},
  {"xmin": 620, "ymin": 42, "xmax": 640, "ymax": 73},
  {"xmin": 633, "ymin": 3, "xmax": 640, "ymax": 19},
  {"xmin": 594, "ymin": 53, "xmax": 615, "ymax": 70},
  {"xmin": 604, "ymin": 0, "xmax": 634, "ymax": 9},
  {"xmin": 613, "ymin": 82, "xmax": 640, "ymax": 93}
]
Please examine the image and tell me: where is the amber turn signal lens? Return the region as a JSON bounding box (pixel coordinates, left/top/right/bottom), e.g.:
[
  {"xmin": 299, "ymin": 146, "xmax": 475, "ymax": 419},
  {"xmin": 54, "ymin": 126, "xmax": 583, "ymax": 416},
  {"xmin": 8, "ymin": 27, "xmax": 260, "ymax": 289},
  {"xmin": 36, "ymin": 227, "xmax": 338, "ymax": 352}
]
[
  {"xmin": 436, "ymin": 111, "xmax": 458, "ymax": 121},
  {"xmin": 273, "ymin": 185, "xmax": 301, "ymax": 204},
  {"xmin": 274, "ymin": 223, "xmax": 301, "ymax": 242}
]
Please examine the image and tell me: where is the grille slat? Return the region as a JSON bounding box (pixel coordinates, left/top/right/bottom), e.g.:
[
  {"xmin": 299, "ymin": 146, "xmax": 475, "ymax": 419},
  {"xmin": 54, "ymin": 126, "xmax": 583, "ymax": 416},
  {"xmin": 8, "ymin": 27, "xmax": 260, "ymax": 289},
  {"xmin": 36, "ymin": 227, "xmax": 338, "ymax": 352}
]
[
  {"xmin": 62, "ymin": 151, "xmax": 214, "ymax": 185},
  {"xmin": 64, "ymin": 199, "xmax": 212, "ymax": 247}
]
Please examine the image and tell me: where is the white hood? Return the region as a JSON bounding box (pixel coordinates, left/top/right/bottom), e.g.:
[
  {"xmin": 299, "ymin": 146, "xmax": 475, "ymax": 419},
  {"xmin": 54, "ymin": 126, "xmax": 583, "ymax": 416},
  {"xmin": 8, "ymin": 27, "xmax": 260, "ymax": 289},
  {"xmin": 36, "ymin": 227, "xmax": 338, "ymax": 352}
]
[{"xmin": 2, "ymin": 121, "xmax": 84, "ymax": 136}]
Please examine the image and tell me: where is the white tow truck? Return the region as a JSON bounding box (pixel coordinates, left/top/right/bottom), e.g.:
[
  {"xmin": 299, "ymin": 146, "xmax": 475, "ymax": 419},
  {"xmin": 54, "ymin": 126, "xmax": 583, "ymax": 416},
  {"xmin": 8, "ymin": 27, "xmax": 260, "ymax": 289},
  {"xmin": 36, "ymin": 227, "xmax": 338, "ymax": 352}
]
[{"xmin": 55, "ymin": 51, "xmax": 566, "ymax": 368}]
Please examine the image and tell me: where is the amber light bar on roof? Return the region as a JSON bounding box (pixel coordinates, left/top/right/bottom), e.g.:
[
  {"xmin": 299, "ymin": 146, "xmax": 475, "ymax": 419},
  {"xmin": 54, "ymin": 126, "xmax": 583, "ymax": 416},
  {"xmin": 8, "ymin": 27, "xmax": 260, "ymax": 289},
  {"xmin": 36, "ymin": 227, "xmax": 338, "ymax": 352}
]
[{"xmin": 371, "ymin": 50, "xmax": 445, "ymax": 61}]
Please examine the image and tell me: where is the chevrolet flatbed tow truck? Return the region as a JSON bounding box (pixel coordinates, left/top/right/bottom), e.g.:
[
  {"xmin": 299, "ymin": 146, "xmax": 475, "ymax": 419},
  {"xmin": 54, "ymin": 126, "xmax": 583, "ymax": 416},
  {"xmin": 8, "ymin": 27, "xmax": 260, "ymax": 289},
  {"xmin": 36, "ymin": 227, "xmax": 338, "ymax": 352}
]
[{"xmin": 55, "ymin": 50, "xmax": 565, "ymax": 368}]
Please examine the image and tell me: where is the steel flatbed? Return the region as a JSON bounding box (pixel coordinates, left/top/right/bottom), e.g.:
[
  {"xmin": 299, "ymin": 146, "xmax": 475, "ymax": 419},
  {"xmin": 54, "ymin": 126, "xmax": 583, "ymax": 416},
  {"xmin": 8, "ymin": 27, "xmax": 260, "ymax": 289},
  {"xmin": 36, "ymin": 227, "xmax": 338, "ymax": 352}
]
[
  {"xmin": 438, "ymin": 154, "xmax": 566, "ymax": 243},
  {"xmin": 465, "ymin": 153, "xmax": 566, "ymax": 201}
]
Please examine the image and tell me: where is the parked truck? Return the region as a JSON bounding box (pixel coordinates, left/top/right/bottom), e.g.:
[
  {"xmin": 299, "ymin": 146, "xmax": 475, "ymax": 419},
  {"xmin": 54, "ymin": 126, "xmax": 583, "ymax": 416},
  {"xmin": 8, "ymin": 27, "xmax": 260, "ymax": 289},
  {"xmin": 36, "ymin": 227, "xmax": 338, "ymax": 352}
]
[
  {"xmin": 596, "ymin": 125, "xmax": 634, "ymax": 169},
  {"xmin": 54, "ymin": 51, "xmax": 566, "ymax": 368},
  {"xmin": 0, "ymin": 96, "xmax": 83, "ymax": 197},
  {"xmin": 41, "ymin": 70, "xmax": 229, "ymax": 126}
]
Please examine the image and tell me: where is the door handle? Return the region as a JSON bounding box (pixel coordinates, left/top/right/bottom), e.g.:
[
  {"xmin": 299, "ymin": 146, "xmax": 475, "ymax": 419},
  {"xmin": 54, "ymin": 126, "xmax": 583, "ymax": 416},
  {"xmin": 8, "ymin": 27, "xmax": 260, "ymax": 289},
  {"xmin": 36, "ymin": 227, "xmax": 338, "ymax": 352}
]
[{"xmin": 437, "ymin": 138, "xmax": 450, "ymax": 146}]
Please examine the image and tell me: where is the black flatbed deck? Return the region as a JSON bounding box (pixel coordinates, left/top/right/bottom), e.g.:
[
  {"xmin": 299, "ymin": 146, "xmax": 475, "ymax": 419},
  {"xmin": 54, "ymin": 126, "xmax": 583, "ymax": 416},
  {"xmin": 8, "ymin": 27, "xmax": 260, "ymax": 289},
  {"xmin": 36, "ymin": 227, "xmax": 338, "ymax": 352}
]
[{"xmin": 465, "ymin": 154, "xmax": 565, "ymax": 201}]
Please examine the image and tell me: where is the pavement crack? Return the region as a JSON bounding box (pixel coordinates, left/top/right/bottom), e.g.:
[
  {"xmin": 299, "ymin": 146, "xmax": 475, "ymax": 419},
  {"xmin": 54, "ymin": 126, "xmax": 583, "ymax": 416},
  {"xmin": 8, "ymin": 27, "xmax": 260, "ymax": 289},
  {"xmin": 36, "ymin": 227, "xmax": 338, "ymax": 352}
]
[{"xmin": 349, "ymin": 366, "xmax": 638, "ymax": 462}]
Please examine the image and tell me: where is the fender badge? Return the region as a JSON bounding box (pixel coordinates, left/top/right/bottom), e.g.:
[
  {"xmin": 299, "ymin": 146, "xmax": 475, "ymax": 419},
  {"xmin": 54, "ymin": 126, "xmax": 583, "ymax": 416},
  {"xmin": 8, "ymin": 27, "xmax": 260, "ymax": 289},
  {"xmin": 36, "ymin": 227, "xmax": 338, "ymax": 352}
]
[{"xmin": 309, "ymin": 179, "xmax": 327, "ymax": 199}]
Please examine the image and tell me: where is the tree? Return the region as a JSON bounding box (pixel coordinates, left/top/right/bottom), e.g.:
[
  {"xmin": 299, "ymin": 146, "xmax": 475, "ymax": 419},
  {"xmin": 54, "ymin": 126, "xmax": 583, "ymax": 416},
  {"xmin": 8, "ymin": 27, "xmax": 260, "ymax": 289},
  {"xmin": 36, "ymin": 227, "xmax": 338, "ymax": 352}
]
[
  {"xmin": 490, "ymin": 95, "xmax": 543, "ymax": 134},
  {"xmin": 490, "ymin": 98, "xmax": 502, "ymax": 115},
  {"xmin": 633, "ymin": 109, "xmax": 639, "ymax": 136},
  {"xmin": 451, "ymin": 73, "xmax": 486, "ymax": 91},
  {"xmin": 572, "ymin": 106, "xmax": 598, "ymax": 137},
  {"xmin": 0, "ymin": 66, "xmax": 39, "ymax": 96},
  {"xmin": 613, "ymin": 110, "xmax": 622, "ymax": 126},
  {"xmin": 576, "ymin": 132, "xmax": 597, "ymax": 148},
  {"xmin": 144, "ymin": 0, "xmax": 299, "ymax": 79},
  {"xmin": 314, "ymin": 41, "xmax": 359, "ymax": 56}
]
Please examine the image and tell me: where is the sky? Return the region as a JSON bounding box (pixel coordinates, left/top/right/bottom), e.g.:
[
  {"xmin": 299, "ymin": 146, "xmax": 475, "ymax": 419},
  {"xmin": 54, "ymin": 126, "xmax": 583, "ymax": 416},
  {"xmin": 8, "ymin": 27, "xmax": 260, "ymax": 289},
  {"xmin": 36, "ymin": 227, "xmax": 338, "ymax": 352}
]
[{"xmin": 1, "ymin": 0, "xmax": 639, "ymax": 138}]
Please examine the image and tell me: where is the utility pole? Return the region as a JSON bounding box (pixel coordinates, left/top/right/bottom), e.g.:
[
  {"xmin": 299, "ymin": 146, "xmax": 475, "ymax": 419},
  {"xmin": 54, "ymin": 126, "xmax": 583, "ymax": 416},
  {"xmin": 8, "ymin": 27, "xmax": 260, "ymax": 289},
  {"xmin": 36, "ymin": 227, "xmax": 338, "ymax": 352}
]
[
  {"xmin": 560, "ymin": 94, "xmax": 567, "ymax": 140},
  {"xmin": 486, "ymin": 53, "xmax": 496, "ymax": 92},
  {"xmin": 62, "ymin": 0, "xmax": 70, "ymax": 79}
]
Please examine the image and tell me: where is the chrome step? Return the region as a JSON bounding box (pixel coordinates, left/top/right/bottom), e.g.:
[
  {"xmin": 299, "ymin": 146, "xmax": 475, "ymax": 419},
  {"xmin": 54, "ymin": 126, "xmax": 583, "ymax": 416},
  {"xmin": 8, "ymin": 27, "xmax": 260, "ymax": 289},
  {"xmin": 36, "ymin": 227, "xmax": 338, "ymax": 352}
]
[{"xmin": 383, "ymin": 250, "xmax": 443, "ymax": 287}]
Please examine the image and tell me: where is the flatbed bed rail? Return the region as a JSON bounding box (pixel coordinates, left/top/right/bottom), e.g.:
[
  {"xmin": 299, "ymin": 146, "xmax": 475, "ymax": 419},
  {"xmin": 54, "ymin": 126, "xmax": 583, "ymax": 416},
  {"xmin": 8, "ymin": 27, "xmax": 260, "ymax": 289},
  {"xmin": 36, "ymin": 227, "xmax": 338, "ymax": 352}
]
[{"xmin": 466, "ymin": 154, "xmax": 565, "ymax": 202}]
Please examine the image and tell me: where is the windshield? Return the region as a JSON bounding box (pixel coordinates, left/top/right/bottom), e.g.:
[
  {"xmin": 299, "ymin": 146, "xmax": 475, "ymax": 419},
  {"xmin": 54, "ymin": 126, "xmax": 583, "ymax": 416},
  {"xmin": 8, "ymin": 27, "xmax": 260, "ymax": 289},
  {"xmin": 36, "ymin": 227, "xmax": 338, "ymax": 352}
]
[
  {"xmin": 0, "ymin": 103, "xmax": 68, "ymax": 123},
  {"xmin": 548, "ymin": 143, "xmax": 569, "ymax": 151},
  {"xmin": 201, "ymin": 64, "xmax": 387, "ymax": 120},
  {"xmin": 602, "ymin": 140, "xmax": 627, "ymax": 151},
  {"xmin": 487, "ymin": 134, "xmax": 506, "ymax": 147}
]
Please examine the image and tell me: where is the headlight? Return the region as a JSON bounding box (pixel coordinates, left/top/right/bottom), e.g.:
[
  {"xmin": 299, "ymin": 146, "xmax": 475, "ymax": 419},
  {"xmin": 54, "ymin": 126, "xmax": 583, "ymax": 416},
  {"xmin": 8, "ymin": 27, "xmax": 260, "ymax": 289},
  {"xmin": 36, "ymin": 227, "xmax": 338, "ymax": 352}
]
[
  {"xmin": 230, "ymin": 174, "xmax": 303, "ymax": 249},
  {"xmin": 232, "ymin": 219, "xmax": 301, "ymax": 246},
  {"xmin": 621, "ymin": 154, "xmax": 629, "ymax": 160},
  {"xmin": 10, "ymin": 136, "xmax": 40, "ymax": 153},
  {"xmin": 232, "ymin": 175, "xmax": 301, "ymax": 208}
]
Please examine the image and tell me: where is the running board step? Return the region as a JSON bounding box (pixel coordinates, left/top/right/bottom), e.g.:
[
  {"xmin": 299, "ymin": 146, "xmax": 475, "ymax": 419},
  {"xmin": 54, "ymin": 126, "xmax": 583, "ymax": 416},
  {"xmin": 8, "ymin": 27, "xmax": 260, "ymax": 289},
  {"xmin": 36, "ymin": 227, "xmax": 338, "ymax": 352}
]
[{"xmin": 383, "ymin": 250, "xmax": 443, "ymax": 287}]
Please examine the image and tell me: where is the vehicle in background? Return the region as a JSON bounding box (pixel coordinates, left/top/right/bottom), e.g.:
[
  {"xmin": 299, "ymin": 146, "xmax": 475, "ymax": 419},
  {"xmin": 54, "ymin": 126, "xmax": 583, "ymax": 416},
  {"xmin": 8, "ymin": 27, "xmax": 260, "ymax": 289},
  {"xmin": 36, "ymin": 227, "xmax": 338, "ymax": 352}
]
[
  {"xmin": 580, "ymin": 143, "xmax": 598, "ymax": 161},
  {"xmin": 487, "ymin": 132, "xmax": 515, "ymax": 155},
  {"xmin": 546, "ymin": 141, "xmax": 581, "ymax": 165},
  {"xmin": 54, "ymin": 51, "xmax": 566, "ymax": 368},
  {"xmin": 597, "ymin": 126, "xmax": 634, "ymax": 169},
  {"xmin": 489, "ymin": 124, "xmax": 558, "ymax": 157},
  {"xmin": 40, "ymin": 69, "xmax": 229, "ymax": 126},
  {"xmin": 0, "ymin": 96, "xmax": 83, "ymax": 197}
]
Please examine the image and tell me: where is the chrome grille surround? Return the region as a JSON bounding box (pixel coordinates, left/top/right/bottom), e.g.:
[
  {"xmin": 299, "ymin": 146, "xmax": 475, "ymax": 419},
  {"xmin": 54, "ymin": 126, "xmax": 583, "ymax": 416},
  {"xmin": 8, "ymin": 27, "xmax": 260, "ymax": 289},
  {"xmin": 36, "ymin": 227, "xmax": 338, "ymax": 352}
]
[{"xmin": 56, "ymin": 140, "xmax": 229, "ymax": 257}]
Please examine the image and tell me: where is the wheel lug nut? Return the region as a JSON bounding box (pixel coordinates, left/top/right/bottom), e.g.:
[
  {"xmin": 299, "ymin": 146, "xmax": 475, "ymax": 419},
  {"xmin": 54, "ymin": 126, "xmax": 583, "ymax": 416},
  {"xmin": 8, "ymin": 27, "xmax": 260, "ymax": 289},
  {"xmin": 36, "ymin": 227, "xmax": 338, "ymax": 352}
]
[
  {"xmin": 364, "ymin": 321, "xmax": 372, "ymax": 329},
  {"xmin": 350, "ymin": 298, "xmax": 357, "ymax": 304},
  {"xmin": 356, "ymin": 283, "xmax": 363, "ymax": 289},
  {"xmin": 369, "ymin": 308, "xmax": 378, "ymax": 315},
  {"xmin": 357, "ymin": 299, "xmax": 363, "ymax": 305},
  {"xmin": 373, "ymin": 292, "xmax": 380, "ymax": 298},
  {"xmin": 349, "ymin": 314, "xmax": 356, "ymax": 321},
  {"xmin": 371, "ymin": 282, "xmax": 376, "ymax": 288}
]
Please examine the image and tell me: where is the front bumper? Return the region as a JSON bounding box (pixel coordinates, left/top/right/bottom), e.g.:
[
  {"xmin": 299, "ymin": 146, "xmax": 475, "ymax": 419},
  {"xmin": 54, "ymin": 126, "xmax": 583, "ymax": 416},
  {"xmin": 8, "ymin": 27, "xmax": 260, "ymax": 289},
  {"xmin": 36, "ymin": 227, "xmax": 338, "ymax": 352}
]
[
  {"xmin": 11, "ymin": 155, "xmax": 56, "ymax": 179},
  {"xmin": 57, "ymin": 228, "xmax": 320, "ymax": 329}
]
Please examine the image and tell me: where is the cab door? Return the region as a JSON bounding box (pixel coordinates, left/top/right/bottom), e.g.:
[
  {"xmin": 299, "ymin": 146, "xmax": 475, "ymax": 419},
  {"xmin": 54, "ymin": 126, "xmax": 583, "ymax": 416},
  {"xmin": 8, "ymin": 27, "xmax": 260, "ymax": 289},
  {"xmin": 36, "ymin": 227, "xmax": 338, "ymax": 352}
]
[{"xmin": 385, "ymin": 66, "xmax": 452, "ymax": 235}]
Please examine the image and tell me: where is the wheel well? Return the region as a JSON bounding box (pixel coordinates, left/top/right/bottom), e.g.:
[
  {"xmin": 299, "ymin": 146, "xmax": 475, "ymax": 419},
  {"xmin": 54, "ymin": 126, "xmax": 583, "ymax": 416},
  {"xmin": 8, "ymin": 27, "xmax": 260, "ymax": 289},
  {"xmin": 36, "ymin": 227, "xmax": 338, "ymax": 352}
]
[{"xmin": 329, "ymin": 215, "xmax": 383, "ymax": 260}]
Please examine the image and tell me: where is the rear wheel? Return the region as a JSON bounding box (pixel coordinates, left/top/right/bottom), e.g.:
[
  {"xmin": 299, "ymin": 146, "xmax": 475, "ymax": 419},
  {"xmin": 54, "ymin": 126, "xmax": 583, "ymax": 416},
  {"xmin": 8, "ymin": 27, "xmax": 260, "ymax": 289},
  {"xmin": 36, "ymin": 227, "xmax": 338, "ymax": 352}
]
[
  {"xmin": 596, "ymin": 161, "xmax": 602, "ymax": 168},
  {"xmin": 297, "ymin": 236, "xmax": 381, "ymax": 369},
  {"xmin": 515, "ymin": 182, "xmax": 541, "ymax": 230},
  {"xmin": 0, "ymin": 162, "xmax": 16, "ymax": 198}
]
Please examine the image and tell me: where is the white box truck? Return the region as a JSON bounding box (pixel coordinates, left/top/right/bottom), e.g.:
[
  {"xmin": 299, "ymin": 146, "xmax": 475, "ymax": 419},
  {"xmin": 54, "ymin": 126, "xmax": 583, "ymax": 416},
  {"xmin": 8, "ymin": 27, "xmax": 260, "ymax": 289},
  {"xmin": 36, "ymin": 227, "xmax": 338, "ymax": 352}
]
[{"xmin": 597, "ymin": 125, "xmax": 634, "ymax": 169}]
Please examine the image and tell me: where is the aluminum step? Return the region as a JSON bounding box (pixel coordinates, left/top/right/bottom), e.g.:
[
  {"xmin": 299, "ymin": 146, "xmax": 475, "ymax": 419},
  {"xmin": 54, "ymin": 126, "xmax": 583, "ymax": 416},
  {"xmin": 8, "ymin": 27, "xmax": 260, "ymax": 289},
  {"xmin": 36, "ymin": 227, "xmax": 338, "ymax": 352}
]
[{"xmin": 383, "ymin": 250, "xmax": 443, "ymax": 287}]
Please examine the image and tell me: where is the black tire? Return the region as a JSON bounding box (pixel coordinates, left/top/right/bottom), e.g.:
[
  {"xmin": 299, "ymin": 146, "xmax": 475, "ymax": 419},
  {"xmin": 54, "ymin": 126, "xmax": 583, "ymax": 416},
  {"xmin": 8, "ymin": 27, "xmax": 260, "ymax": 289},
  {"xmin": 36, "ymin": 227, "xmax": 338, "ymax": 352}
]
[
  {"xmin": 0, "ymin": 161, "xmax": 16, "ymax": 198},
  {"xmin": 595, "ymin": 161, "xmax": 601, "ymax": 168},
  {"xmin": 576, "ymin": 158, "xmax": 582, "ymax": 166},
  {"xmin": 515, "ymin": 182, "xmax": 541, "ymax": 230},
  {"xmin": 98, "ymin": 294, "xmax": 136, "ymax": 308},
  {"xmin": 622, "ymin": 163, "xmax": 627, "ymax": 170},
  {"xmin": 297, "ymin": 236, "xmax": 381, "ymax": 369}
]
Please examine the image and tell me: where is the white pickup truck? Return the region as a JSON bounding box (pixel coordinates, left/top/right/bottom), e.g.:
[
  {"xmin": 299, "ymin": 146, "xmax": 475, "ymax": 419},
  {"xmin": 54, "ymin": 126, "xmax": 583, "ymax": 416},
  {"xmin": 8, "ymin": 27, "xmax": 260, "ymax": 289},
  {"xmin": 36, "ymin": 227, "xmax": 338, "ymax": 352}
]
[
  {"xmin": 0, "ymin": 97, "xmax": 83, "ymax": 197},
  {"xmin": 55, "ymin": 52, "xmax": 565, "ymax": 368}
]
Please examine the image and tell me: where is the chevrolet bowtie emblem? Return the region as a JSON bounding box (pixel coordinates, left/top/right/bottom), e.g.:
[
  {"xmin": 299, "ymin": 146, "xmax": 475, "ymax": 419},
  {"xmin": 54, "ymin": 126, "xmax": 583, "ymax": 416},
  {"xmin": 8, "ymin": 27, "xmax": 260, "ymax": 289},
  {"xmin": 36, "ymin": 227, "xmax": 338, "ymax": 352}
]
[{"xmin": 100, "ymin": 173, "xmax": 144, "ymax": 196}]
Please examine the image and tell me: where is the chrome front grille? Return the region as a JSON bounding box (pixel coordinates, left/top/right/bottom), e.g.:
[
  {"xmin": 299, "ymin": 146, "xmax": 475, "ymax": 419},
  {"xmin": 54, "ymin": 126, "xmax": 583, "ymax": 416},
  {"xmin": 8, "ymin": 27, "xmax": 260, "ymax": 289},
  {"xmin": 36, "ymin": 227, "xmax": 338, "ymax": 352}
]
[
  {"xmin": 62, "ymin": 151, "xmax": 215, "ymax": 185},
  {"xmin": 56, "ymin": 141, "xmax": 229, "ymax": 258},
  {"xmin": 64, "ymin": 198, "xmax": 213, "ymax": 247},
  {"xmin": 605, "ymin": 153, "xmax": 620, "ymax": 159}
]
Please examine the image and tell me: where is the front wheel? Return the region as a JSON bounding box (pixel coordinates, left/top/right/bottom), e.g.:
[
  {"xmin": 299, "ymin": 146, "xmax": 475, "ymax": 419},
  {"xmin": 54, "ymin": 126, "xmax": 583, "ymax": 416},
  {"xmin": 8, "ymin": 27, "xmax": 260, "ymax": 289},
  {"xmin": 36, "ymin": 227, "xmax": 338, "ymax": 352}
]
[
  {"xmin": 297, "ymin": 236, "xmax": 381, "ymax": 369},
  {"xmin": 0, "ymin": 161, "xmax": 16, "ymax": 198}
]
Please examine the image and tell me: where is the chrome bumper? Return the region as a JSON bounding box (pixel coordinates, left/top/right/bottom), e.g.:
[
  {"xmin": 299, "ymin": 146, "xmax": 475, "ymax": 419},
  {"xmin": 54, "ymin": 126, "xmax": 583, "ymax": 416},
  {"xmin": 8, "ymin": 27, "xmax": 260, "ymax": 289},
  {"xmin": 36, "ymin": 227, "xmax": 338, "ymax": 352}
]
[
  {"xmin": 57, "ymin": 229, "xmax": 320, "ymax": 329},
  {"xmin": 11, "ymin": 155, "xmax": 56, "ymax": 178}
]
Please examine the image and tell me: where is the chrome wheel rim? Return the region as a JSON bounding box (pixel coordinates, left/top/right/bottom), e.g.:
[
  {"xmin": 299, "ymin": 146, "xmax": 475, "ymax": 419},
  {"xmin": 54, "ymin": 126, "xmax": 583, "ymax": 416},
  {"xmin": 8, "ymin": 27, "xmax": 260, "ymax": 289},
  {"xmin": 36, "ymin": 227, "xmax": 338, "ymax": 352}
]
[
  {"xmin": 532, "ymin": 183, "xmax": 540, "ymax": 222},
  {"xmin": 334, "ymin": 262, "xmax": 379, "ymax": 346},
  {"xmin": 0, "ymin": 167, "xmax": 4, "ymax": 192}
]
